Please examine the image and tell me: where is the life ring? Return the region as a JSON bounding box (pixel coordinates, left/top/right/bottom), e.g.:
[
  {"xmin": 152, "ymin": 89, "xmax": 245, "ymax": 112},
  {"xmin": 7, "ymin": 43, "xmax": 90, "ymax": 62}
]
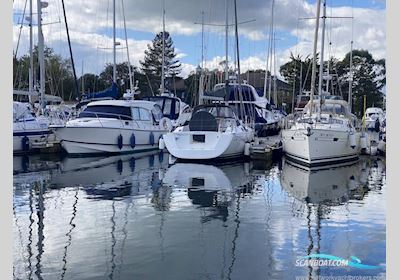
[
  {"xmin": 159, "ymin": 117, "xmax": 173, "ymax": 132},
  {"xmin": 117, "ymin": 134, "xmax": 123, "ymax": 150}
]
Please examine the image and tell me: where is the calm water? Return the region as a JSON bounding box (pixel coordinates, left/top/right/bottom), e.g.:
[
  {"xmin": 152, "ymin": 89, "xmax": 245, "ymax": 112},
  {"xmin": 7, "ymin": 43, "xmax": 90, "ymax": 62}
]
[{"xmin": 13, "ymin": 152, "xmax": 386, "ymax": 280}]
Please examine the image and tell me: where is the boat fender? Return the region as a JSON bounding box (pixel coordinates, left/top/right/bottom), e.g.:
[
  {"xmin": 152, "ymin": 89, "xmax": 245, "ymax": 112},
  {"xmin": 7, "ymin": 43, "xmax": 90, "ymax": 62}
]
[
  {"xmin": 305, "ymin": 127, "xmax": 313, "ymax": 137},
  {"xmin": 244, "ymin": 143, "xmax": 251, "ymax": 156},
  {"xmin": 158, "ymin": 168, "xmax": 165, "ymax": 181},
  {"xmin": 149, "ymin": 132, "xmax": 155, "ymax": 146},
  {"xmin": 130, "ymin": 133, "xmax": 136, "ymax": 149},
  {"xmin": 349, "ymin": 132, "xmax": 356, "ymax": 149},
  {"xmin": 360, "ymin": 135, "xmax": 367, "ymax": 150},
  {"xmin": 22, "ymin": 136, "xmax": 30, "ymax": 151},
  {"xmin": 159, "ymin": 117, "xmax": 173, "ymax": 132},
  {"xmin": 117, "ymin": 134, "xmax": 123, "ymax": 150},
  {"xmin": 159, "ymin": 136, "xmax": 165, "ymax": 150}
]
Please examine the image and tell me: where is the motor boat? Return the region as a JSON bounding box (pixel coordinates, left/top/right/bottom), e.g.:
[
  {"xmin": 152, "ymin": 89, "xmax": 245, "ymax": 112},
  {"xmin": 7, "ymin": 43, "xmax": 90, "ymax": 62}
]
[
  {"xmin": 142, "ymin": 93, "xmax": 192, "ymax": 129},
  {"xmin": 282, "ymin": 97, "xmax": 361, "ymax": 166},
  {"xmin": 52, "ymin": 100, "xmax": 171, "ymax": 154},
  {"xmin": 364, "ymin": 107, "xmax": 385, "ymax": 132},
  {"xmin": 13, "ymin": 102, "xmax": 52, "ymax": 153},
  {"xmin": 161, "ymin": 104, "xmax": 254, "ymax": 160}
]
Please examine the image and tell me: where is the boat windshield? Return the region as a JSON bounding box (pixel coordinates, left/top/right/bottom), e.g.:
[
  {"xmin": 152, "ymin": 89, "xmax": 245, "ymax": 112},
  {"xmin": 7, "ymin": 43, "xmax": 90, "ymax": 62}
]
[
  {"xmin": 195, "ymin": 106, "xmax": 236, "ymax": 119},
  {"xmin": 78, "ymin": 105, "xmax": 132, "ymax": 120},
  {"xmin": 320, "ymin": 103, "xmax": 347, "ymax": 115}
]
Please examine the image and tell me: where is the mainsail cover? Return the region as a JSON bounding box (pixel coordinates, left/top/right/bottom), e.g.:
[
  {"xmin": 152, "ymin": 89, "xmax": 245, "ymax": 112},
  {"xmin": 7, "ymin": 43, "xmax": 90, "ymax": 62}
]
[{"xmin": 82, "ymin": 82, "xmax": 118, "ymax": 100}]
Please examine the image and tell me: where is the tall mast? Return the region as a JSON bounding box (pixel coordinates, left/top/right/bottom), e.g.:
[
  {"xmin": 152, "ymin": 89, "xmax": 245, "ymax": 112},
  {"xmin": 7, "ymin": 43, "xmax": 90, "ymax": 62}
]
[
  {"xmin": 112, "ymin": 0, "xmax": 116, "ymax": 83},
  {"xmin": 233, "ymin": 0, "xmax": 245, "ymax": 121},
  {"xmin": 201, "ymin": 11, "xmax": 205, "ymax": 69},
  {"xmin": 28, "ymin": 0, "xmax": 33, "ymax": 103},
  {"xmin": 37, "ymin": 0, "xmax": 46, "ymax": 111},
  {"xmin": 309, "ymin": 0, "xmax": 322, "ymax": 116},
  {"xmin": 121, "ymin": 0, "xmax": 133, "ymax": 96},
  {"xmin": 224, "ymin": 0, "xmax": 229, "ymax": 82},
  {"xmin": 161, "ymin": 0, "xmax": 166, "ymax": 94},
  {"xmin": 348, "ymin": 40, "xmax": 353, "ymax": 111},
  {"xmin": 318, "ymin": 0, "xmax": 327, "ymax": 96},
  {"xmin": 267, "ymin": 0, "xmax": 275, "ymax": 102}
]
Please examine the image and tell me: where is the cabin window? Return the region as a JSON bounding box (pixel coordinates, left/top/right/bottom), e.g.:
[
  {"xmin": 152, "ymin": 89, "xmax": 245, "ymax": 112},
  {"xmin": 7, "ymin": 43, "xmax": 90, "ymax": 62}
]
[
  {"xmin": 152, "ymin": 105, "xmax": 163, "ymax": 122},
  {"xmin": 79, "ymin": 105, "xmax": 132, "ymax": 120},
  {"xmin": 163, "ymin": 99, "xmax": 172, "ymax": 115},
  {"xmin": 132, "ymin": 108, "xmax": 140, "ymax": 120},
  {"xmin": 139, "ymin": 108, "xmax": 151, "ymax": 121}
]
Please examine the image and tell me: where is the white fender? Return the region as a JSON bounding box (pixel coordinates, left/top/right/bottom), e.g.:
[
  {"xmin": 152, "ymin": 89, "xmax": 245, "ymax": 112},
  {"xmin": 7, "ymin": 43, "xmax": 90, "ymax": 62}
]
[
  {"xmin": 244, "ymin": 143, "xmax": 251, "ymax": 156},
  {"xmin": 349, "ymin": 132, "xmax": 356, "ymax": 149},
  {"xmin": 159, "ymin": 117, "xmax": 173, "ymax": 132},
  {"xmin": 360, "ymin": 135, "xmax": 367, "ymax": 150},
  {"xmin": 159, "ymin": 137, "xmax": 165, "ymax": 150}
]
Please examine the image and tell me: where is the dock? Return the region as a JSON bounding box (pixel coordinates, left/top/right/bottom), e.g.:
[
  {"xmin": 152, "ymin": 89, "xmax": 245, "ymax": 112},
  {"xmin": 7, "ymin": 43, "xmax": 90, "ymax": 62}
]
[{"xmin": 249, "ymin": 135, "xmax": 283, "ymax": 161}]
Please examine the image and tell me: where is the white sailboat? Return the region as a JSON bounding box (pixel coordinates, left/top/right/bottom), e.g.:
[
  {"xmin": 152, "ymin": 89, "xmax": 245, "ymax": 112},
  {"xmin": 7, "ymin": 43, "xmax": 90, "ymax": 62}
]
[
  {"xmin": 281, "ymin": 0, "xmax": 361, "ymax": 167},
  {"xmin": 161, "ymin": 104, "xmax": 253, "ymax": 160},
  {"xmin": 161, "ymin": 0, "xmax": 254, "ymax": 160}
]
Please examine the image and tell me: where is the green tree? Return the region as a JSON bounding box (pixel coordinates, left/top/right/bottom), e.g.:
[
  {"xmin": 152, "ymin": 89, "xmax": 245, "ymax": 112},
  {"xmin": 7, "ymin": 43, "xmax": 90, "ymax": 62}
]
[
  {"xmin": 140, "ymin": 31, "xmax": 181, "ymax": 94},
  {"xmin": 336, "ymin": 49, "xmax": 385, "ymax": 116}
]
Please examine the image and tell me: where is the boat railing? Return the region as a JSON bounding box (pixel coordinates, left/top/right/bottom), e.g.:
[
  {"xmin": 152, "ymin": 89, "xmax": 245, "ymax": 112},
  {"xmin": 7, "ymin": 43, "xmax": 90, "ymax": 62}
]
[{"xmin": 78, "ymin": 111, "xmax": 142, "ymax": 128}]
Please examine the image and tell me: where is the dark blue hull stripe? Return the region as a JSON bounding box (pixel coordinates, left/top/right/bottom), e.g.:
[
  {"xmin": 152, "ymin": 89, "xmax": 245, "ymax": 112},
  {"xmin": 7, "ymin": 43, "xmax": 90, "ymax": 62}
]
[{"xmin": 13, "ymin": 130, "xmax": 52, "ymax": 137}]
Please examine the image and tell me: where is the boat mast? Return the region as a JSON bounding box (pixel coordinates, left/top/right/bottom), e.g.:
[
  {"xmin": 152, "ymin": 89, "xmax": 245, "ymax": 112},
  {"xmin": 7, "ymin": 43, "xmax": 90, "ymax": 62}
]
[
  {"xmin": 309, "ymin": 0, "xmax": 322, "ymax": 116},
  {"xmin": 224, "ymin": 0, "xmax": 229, "ymax": 82},
  {"xmin": 37, "ymin": 0, "xmax": 46, "ymax": 111},
  {"xmin": 112, "ymin": 0, "xmax": 117, "ymax": 83},
  {"xmin": 121, "ymin": 0, "xmax": 133, "ymax": 97},
  {"xmin": 160, "ymin": 0, "xmax": 166, "ymax": 95},
  {"xmin": 318, "ymin": 0, "xmax": 327, "ymax": 97},
  {"xmin": 267, "ymin": 0, "xmax": 275, "ymax": 102},
  {"xmin": 28, "ymin": 0, "xmax": 33, "ymax": 103},
  {"xmin": 233, "ymin": 0, "xmax": 245, "ymax": 122},
  {"xmin": 348, "ymin": 40, "xmax": 353, "ymax": 112}
]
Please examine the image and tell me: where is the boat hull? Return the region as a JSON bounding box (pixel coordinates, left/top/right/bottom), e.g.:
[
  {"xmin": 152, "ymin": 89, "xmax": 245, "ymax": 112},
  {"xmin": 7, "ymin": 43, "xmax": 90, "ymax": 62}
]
[
  {"xmin": 54, "ymin": 126, "xmax": 166, "ymax": 154},
  {"xmin": 163, "ymin": 131, "xmax": 250, "ymax": 160},
  {"xmin": 282, "ymin": 128, "xmax": 361, "ymax": 167}
]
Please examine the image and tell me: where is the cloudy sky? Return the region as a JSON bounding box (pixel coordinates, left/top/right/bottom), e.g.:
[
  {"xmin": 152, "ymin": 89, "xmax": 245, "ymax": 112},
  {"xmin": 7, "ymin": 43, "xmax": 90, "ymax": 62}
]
[{"xmin": 12, "ymin": 0, "xmax": 386, "ymax": 79}]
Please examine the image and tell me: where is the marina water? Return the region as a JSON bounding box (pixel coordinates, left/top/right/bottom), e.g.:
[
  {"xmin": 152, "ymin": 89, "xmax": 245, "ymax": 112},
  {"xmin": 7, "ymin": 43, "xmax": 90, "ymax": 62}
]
[{"xmin": 13, "ymin": 152, "xmax": 386, "ymax": 279}]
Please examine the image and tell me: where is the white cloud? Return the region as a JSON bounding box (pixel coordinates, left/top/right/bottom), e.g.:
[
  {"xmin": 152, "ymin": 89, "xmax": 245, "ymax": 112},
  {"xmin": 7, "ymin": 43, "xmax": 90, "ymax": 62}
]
[{"xmin": 12, "ymin": 0, "xmax": 385, "ymax": 80}]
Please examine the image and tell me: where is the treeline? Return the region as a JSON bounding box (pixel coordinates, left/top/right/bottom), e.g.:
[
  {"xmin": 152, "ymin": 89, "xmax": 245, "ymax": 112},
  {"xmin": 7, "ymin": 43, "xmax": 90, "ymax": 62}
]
[{"xmin": 13, "ymin": 38, "xmax": 385, "ymax": 118}]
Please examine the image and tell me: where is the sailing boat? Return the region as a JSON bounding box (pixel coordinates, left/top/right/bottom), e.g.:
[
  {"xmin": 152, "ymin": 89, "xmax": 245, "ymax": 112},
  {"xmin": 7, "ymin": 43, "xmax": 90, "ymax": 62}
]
[
  {"xmin": 160, "ymin": 0, "xmax": 254, "ymax": 160},
  {"xmin": 13, "ymin": 0, "xmax": 53, "ymax": 153},
  {"xmin": 52, "ymin": 0, "xmax": 170, "ymax": 154},
  {"xmin": 281, "ymin": 0, "xmax": 361, "ymax": 166},
  {"xmin": 143, "ymin": 1, "xmax": 192, "ymax": 129}
]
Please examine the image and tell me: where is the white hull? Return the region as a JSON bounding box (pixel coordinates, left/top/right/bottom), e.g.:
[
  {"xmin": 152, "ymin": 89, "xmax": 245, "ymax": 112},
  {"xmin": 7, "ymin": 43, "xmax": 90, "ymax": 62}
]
[
  {"xmin": 282, "ymin": 128, "xmax": 360, "ymax": 166},
  {"xmin": 54, "ymin": 126, "xmax": 166, "ymax": 154},
  {"xmin": 13, "ymin": 121, "xmax": 51, "ymax": 153},
  {"xmin": 163, "ymin": 130, "xmax": 252, "ymax": 160}
]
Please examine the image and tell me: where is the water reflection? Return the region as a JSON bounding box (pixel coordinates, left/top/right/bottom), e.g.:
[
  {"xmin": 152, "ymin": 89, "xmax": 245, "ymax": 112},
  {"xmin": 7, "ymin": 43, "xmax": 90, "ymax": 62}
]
[{"xmin": 13, "ymin": 153, "xmax": 386, "ymax": 279}]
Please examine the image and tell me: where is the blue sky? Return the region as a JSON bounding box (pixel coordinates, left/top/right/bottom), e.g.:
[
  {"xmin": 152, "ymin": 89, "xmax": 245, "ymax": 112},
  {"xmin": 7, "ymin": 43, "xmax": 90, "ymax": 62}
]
[{"xmin": 13, "ymin": 0, "xmax": 386, "ymax": 78}]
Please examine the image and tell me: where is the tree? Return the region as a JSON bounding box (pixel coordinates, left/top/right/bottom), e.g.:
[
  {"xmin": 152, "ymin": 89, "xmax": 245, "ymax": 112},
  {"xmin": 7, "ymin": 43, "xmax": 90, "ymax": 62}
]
[
  {"xmin": 140, "ymin": 31, "xmax": 181, "ymax": 94},
  {"xmin": 336, "ymin": 50, "xmax": 385, "ymax": 116},
  {"xmin": 13, "ymin": 46, "xmax": 78, "ymax": 101}
]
